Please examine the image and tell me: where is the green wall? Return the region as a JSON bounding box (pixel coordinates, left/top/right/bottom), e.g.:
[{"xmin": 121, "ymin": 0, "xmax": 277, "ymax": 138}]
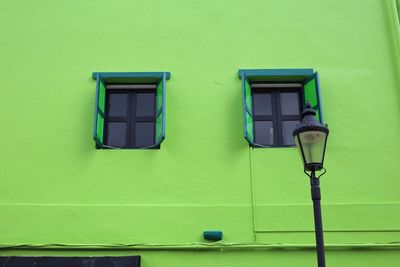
[{"xmin": 0, "ymin": 0, "xmax": 399, "ymax": 266}]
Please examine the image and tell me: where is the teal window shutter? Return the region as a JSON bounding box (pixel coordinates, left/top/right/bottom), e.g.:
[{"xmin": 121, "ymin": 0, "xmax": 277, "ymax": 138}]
[
  {"xmin": 241, "ymin": 76, "xmax": 254, "ymax": 144},
  {"xmin": 302, "ymin": 71, "xmax": 324, "ymax": 124},
  {"xmin": 155, "ymin": 73, "xmax": 166, "ymax": 145},
  {"xmin": 93, "ymin": 76, "xmax": 106, "ymax": 148}
]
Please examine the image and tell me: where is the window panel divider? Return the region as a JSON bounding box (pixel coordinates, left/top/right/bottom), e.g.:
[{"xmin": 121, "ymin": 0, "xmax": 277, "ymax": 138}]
[
  {"xmin": 136, "ymin": 117, "xmax": 156, "ymax": 122},
  {"xmin": 253, "ymin": 115, "xmax": 274, "ymax": 121},
  {"xmin": 273, "ymin": 91, "xmax": 282, "ymax": 145},
  {"xmin": 106, "ymin": 118, "xmax": 129, "ymax": 122},
  {"xmin": 280, "ymin": 115, "xmax": 302, "ymax": 120}
]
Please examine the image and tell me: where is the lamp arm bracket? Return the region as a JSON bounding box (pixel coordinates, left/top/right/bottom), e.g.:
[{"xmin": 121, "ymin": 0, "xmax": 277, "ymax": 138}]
[{"xmin": 304, "ymin": 167, "xmax": 326, "ymax": 179}]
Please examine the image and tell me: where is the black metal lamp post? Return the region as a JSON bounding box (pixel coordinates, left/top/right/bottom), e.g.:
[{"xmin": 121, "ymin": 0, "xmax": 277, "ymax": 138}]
[{"xmin": 292, "ymin": 102, "xmax": 329, "ymax": 267}]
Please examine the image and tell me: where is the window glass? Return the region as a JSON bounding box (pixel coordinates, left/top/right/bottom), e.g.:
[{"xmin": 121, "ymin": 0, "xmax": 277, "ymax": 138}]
[
  {"xmin": 105, "ymin": 90, "xmax": 157, "ymax": 148},
  {"xmin": 108, "ymin": 93, "xmax": 128, "ymax": 117},
  {"xmin": 107, "ymin": 122, "xmax": 127, "ymax": 147},
  {"xmin": 0, "ymin": 256, "xmax": 140, "ymax": 267},
  {"xmin": 135, "ymin": 122, "xmax": 155, "ymax": 147},
  {"xmin": 282, "ymin": 121, "xmax": 299, "ymax": 146},
  {"xmin": 253, "ymin": 93, "xmax": 272, "ymax": 115},
  {"xmin": 137, "ymin": 93, "xmax": 155, "ymax": 117},
  {"xmin": 250, "ymin": 86, "xmax": 302, "ymax": 147},
  {"xmin": 254, "ymin": 121, "xmax": 274, "ymax": 146},
  {"xmin": 280, "ymin": 92, "xmax": 300, "ymax": 115}
]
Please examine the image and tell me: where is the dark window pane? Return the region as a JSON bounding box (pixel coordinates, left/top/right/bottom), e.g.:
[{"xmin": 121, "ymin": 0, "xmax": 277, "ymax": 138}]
[
  {"xmin": 135, "ymin": 122, "xmax": 155, "ymax": 147},
  {"xmin": 253, "ymin": 93, "xmax": 272, "ymax": 116},
  {"xmin": 136, "ymin": 93, "xmax": 155, "ymax": 117},
  {"xmin": 254, "ymin": 121, "xmax": 274, "ymax": 146},
  {"xmin": 108, "ymin": 93, "xmax": 128, "ymax": 117},
  {"xmin": 280, "ymin": 92, "xmax": 300, "ymax": 115},
  {"xmin": 282, "ymin": 121, "xmax": 299, "ymax": 146},
  {"xmin": 106, "ymin": 122, "xmax": 127, "ymax": 147},
  {"xmin": 0, "ymin": 256, "xmax": 141, "ymax": 267}
]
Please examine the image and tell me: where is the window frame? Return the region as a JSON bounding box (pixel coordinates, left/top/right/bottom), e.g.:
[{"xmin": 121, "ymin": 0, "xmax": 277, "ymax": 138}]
[
  {"xmin": 251, "ymin": 85, "xmax": 303, "ymax": 148},
  {"xmin": 104, "ymin": 87, "xmax": 157, "ymax": 149}
]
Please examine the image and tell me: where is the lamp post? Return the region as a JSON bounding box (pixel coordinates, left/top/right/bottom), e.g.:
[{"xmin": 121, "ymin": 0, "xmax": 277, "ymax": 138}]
[{"xmin": 292, "ymin": 102, "xmax": 329, "ymax": 267}]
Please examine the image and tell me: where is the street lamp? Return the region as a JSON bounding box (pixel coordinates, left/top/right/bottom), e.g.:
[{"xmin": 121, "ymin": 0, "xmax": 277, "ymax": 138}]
[{"xmin": 293, "ymin": 102, "xmax": 329, "ymax": 267}]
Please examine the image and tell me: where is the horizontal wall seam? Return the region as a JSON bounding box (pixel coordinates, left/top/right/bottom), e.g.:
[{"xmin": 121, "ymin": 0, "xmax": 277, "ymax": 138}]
[
  {"xmin": 254, "ymin": 229, "xmax": 400, "ymax": 233},
  {"xmin": 0, "ymin": 203, "xmax": 254, "ymax": 207},
  {"xmin": 0, "ymin": 202, "xmax": 398, "ymax": 207},
  {"xmin": 0, "ymin": 242, "xmax": 399, "ymax": 251}
]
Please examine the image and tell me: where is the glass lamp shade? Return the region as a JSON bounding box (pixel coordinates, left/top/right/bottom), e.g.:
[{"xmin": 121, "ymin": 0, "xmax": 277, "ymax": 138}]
[{"xmin": 293, "ymin": 103, "xmax": 329, "ymax": 172}]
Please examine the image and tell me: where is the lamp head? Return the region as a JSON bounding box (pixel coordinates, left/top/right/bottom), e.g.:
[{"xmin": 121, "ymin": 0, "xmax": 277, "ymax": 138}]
[{"xmin": 292, "ymin": 102, "xmax": 329, "ymax": 172}]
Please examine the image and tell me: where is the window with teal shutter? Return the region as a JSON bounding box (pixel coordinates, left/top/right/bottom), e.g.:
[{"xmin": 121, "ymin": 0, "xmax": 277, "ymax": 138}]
[
  {"xmin": 239, "ymin": 69, "xmax": 324, "ymax": 148},
  {"xmin": 92, "ymin": 72, "xmax": 170, "ymax": 149}
]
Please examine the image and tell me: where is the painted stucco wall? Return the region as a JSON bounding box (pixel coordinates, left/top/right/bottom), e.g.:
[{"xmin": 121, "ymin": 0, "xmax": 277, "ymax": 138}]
[{"xmin": 0, "ymin": 0, "xmax": 399, "ymax": 266}]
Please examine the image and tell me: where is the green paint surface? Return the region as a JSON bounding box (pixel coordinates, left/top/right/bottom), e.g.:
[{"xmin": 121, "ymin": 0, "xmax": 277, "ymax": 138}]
[
  {"xmin": 0, "ymin": 0, "xmax": 400, "ymax": 265},
  {"xmin": 96, "ymin": 114, "xmax": 104, "ymax": 144},
  {"xmin": 245, "ymin": 79, "xmax": 252, "ymax": 112},
  {"xmin": 244, "ymin": 80, "xmax": 254, "ymax": 143},
  {"xmin": 98, "ymin": 81, "xmax": 106, "ymax": 113},
  {"xmin": 246, "ymin": 112, "xmax": 254, "ymax": 143},
  {"xmin": 303, "ymin": 77, "xmax": 321, "ymax": 122}
]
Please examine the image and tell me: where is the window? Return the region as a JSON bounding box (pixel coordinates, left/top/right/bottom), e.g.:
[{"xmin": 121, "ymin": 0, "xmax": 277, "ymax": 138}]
[
  {"xmin": 239, "ymin": 69, "xmax": 324, "ymax": 148},
  {"xmin": 92, "ymin": 72, "xmax": 170, "ymax": 149},
  {"xmin": 0, "ymin": 256, "xmax": 140, "ymax": 266}
]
